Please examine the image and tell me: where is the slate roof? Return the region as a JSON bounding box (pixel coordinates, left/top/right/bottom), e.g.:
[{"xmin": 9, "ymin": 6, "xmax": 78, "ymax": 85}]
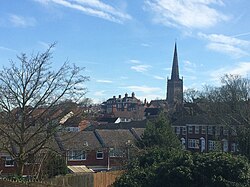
[
  {"xmin": 85, "ymin": 120, "xmax": 147, "ymax": 130},
  {"xmin": 130, "ymin": 128, "xmax": 145, "ymax": 140},
  {"xmin": 57, "ymin": 131, "xmax": 102, "ymax": 151},
  {"xmin": 95, "ymin": 129, "xmax": 137, "ymax": 148}
]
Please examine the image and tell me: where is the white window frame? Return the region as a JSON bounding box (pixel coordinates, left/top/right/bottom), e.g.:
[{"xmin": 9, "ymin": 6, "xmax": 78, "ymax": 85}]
[
  {"xmin": 188, "ymin": 139, "xmax": 199, "ymax": 149},
  {"xmin": 208, "ymin": 126, "xmax": 213, "ymax": 135},
  {"xmin": 231, "ymin": 143, "xmax": 237, "ymax": 153},
  {"xmin": 201, "ymin": 126, "xmax": 206, "ymax": 134},
  {"xmin": 68, "ymin": 150, "xmax": 86, "ymax": 161},
  {"xmin": 223, "ymin": 127, "xmax": 229, "ymax": 136},
  {"xmin": 176, "ymin": 127, "xmax": 180, "ymax": 135},
  {"xmin": 208, "ymin": 140, "xmax": 216, "ymax": 151},
  {"xmin": 195, "ymin": 126, "xmax": 199, "ymax": 134},
  {"xmin": 215, "ymin": 126, "xmax": 220, "ymax": 136},
  {"xmin": 188, "ymin": 126, "xmax": 193, "ymax": 134},
  {"xmin": 5, "ymin": 156, "xmax": 14, "ymax": 167},
  {"xmin": 182, "ymin": 127, "xmax": 186, "ymax": 135},
  {"xmin": 96, "ymin": 151, "xmax": 104, "ymax": 160}
]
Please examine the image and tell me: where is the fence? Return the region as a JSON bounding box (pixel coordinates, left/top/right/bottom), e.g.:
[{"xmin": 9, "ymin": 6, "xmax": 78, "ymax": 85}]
[{"xmin": 0, "ymin": 170, "xmax": 123, "ymax": 187}]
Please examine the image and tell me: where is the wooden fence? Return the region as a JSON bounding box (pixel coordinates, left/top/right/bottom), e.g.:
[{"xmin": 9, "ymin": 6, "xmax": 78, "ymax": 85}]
[{"xmin": 0, "ymin": 170, "xmax": 123, "ymax": 187}]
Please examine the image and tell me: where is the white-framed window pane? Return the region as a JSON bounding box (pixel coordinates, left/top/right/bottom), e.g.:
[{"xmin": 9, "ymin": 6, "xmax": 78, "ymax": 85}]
[
  {"xmin": 208, "ymin": 126, "xmax": 213, "ymax": 135},
  {"xmin": 188, "ymin": 126, "xmax": 193, "ymax": 134},
  {"xmin": 96, "ymin": 151, "xmax": 104, "ymax": 159},
  {"xmin": 231, "ymin": 143, "xmax": 237, "ymax": 152},
  {"xmin": 182, "ymin": 127, "xmax": 186, "ymax": 135},
  {"xmin": 109, "ymin": 148, "xmax": 123, "ymax": 157},
  {"xmin": 223, "ymin": 127, "xmax": 229, "ymax": 135},
  {"xmin": 188, "ymin": 139, "xmax": 199, "ymax": 149},
  {"xmin": 176, "ymin": 127, "xmax": 180, "ymax": 135},
  {"xmin": 195, "ymin": 126, "xmax": 199, "ymax": 134},
  {"xmin": 201, "ymin": 126, "xmax": 206, "ymax": 134},
  {"xmin": 208, "ymin": 140, "xmax": 216, "ymax": 151},
  {"xmin": 68, "ymin": 150, "xmax": 86, "ymax": 160},
  {"xmin": 215, "ymin": 126, "xmax": 220, "ymax": 136},
  {"xmin": 5, "ymin": 156, "xmax": 14, "ymax": 167}
]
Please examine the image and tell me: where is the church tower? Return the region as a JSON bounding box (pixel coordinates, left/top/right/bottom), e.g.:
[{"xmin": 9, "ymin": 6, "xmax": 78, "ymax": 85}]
[{"xmin": 166, "ymin": 43, "xmax": 183, "ymax": 107}]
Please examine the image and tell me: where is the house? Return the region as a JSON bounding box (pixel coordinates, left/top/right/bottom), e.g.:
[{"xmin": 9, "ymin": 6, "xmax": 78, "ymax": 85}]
[
  {"xmin": 172, "ymin": 115, "xmax": 238, "ymax": 153},
  {"xmin": 101, "ymin": 93, "xmax": 145, "ymax": 121}
]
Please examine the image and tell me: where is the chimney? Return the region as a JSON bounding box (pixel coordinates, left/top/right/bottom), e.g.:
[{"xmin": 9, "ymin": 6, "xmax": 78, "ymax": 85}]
[
  {"xmin": 132, "ymin": 92, "xmax": 135, "ymax": 98},
  {"xmin": 125, "ymin": 93, "xmax": 128, "ymax": 98},
  {"xmin": 119, "ymin": 95, "xmax": 121, "ymax": 99}
]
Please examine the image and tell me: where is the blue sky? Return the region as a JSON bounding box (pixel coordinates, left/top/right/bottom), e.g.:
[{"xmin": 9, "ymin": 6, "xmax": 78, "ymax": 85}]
[{"xmin": 1, "ymin": 0, "xmax": 250, "ymax": 103}]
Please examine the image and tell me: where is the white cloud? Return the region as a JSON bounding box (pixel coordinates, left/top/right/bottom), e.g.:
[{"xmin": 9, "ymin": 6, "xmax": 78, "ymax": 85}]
[
  {"xmin": 96, "ymin": 79, "xmax": 113, "ymax": 83},
  {"xmin": 127, "ymin": 59, "xmax": 141, "ymax": 64},
  {"xmin": 141, "ymin": 43, "xmax": 151, "ymax": 47},
  {"xmin": 153, "ymin": 75, "xmax": 165, "ymax": 80},
  {"xmin": 144, "ymin": 0, "xmax": 228, "ymax": 29},
  {"xmin": 198, "ymin": 33, "xmax": 250, "ymax": 57},
  {"xmin": 94, "ymin": 90, "xmax": 106, "ymax": 96},
  {"xmin": 131, "ymin": 64, "xmax": 151, "ymax": 73},
  {"xmin": 209, "ymin": 62, "xmax": 250, "ymax": 82},
  {"xmin": 0, "ymin": 46, "xmax": 17, "ymax": 53},
  {"xmin": 35, "ymin": 0, "xmax": 131, "ymax": 23},
  {"xmin": 122, "ymin": 85, "xmax": 161, "ymax": 93},
  {"xmin": 38, "ymin": 41, "xmax": 51, "ymax": 49},
  {"xmin": 184, "ymin": 60, "xmax": 197, "ymax": 73},
  {"xmin": 9, "ymin": 14, "xmax": 36, "ymax": 27}
]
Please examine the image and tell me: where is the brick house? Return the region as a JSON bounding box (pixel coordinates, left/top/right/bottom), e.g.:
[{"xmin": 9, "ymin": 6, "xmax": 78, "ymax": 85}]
[{"xmin": 172, "ymin": 115, "xmax": 238, "ymax": 153}]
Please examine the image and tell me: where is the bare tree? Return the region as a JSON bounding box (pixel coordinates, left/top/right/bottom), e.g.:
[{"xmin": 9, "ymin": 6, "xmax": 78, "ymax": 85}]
[
  {"xmin": 199, "ymin": 74, "xmax": 250, "ymax": 158},
  {"xmin": 0, "ymin": 44, "xmax": 89, "ymax": 176}
]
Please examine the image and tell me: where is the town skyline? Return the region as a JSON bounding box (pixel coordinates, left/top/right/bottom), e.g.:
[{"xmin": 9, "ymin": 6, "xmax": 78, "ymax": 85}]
[{"xmin": 1, "ymin": 0, "xmax": 250, "ymax": 103}]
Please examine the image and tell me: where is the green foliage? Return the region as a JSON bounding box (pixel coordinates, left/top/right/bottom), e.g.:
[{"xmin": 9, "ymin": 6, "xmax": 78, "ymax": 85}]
[
  {"xmin": 115, "ymin": 151, "xmax": 250, "ymax": 187},
  {"xmin": 138, "ymin": 113, "xmax": 181, "ymax": 150},
  {"xmin": 45, "ymin": 152, "xmax": 68, "ymax": 178}
]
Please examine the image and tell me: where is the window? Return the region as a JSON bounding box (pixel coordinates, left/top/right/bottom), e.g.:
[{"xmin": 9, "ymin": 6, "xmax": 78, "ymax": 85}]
[
  {"xmin": 188, "ymin": 126, "xmax": 193, "ymax": 134},
  {"xmin": 176, "ymin": 127, "xmax": 180, "ymax": 135},
  {"xmin": 223, "ymin": 127, "xmax": 229, "ymax": 135},
  {"xmin": 208, "ymin": 140, "xmax": 216, "ymax": 151},
  {"xmin": 231, "ymin": 126, "xmax": 237, "ymax": 136},
  {"xmin": 188, "ymin": 139, "xmax": 199, "ymax": 149},
  {"xmin": 195, "ymin": 126, "xmax": 200, "ymax": 134},
  {"xmin": 5, "ymin": 156, "xmax": 14, "ymax": 167},
  {"xmin": 182, "ymin": 127, "xmax": 186, "ymax": 135},
  {"xmin": 222, "ymin": 139, "xmax": 228, "ymax": 152},
  {"xmin": 231, "ymin": 143, "xmax": 237, "ymax": 153},
  {"xmin": 96, "ymin": 151, "xmax": 104, "ymax": 159},
  {"xmin": 215, "ymin": 126, "xmax": 220, "ymax": 136},
  {"xmin": 68, "ymin": 150, "xmax": 86, "ymax": 160},
  {"xmin": 109, "ymin": 148, "xmax": 123, "ymax": 157},
  {"xmin": 208, "ymin": 126, "xmax": 213, "ymax": 135},
  {"xmin": 201, "ymin": 126, "xmax": 206, "ymax": 134}
]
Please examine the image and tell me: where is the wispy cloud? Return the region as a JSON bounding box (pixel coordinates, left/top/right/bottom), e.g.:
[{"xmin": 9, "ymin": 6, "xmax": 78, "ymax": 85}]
[
  {"xmin": 0, "ymin": 46, "xmax": 17, "ymax": 53},
  {"xmin": 9, "ymin": 14, "xmax": 36, "ymax": 27},
  {"xmin": 183, "ymin": 60, "xmax": 197, "ymax": 73},
  {"xmin": 96, "ymin": 79, "xmax": 113, "ymax": 83},
  {"xmin": 209, "ymin": 62, "xmax": 250, "ymax": 82},
  {"xmin": 198, "ymin": 32, "xmax": 250, "ymax": 57},
  {"xmin": 122, "ymin": 85, "xmax": 161, "ymax": 93},
  {"xmin": 144, "ymin": 0, "xmax": 228, "ymax": 29},
  {"xmin": 38, "ymin": 41, "xmax": 51, "ymax": 49},
  {"xmin": 141, "ymin": 43, "xmax": 151, "ymax": 47},
  {"xmin": 127, "ymin": 59, "xmax": 141, "ymax": 64},
  {"xmin": 94, "ymin": 90, "xmax": 106, "ymax": 96},
  {"xmin": 153, "ymin": 75, "xmax": 165, "ymax": 80},
  {"xmin": 35, "ymin": 0, "xmax": 131, "ymax": 23},
  {"xmin": 131, "ymin": 64, "xmax": 151, "ymax": 73}
]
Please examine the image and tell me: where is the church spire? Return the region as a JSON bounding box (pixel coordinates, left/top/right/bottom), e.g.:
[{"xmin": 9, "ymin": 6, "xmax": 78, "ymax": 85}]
[{"xmin": 171, "ymin": 42, "xmax": 179, "ymax": 80}]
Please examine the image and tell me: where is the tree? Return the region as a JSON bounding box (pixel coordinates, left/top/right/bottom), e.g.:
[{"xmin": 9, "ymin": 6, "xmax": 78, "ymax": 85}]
[
  {"xmin": 0, "ymin": 44, "xmax": 89, "ymax": 176},
  {"xmin": 114, "ymin": 151, "xmax": 250, "ymax": 187},
  {"xmin": 138, "ymin": 113, "xmax": 182, "ymax": 150},
  {"xmin": 198, "ymin": 74, "xmax": 250, "ymax": 159}
]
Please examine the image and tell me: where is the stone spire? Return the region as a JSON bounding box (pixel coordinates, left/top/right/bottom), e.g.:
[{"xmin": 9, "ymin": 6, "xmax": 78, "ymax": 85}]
[{"xmin": 171, "ymin": 42, "xmax": 179, "ymax": 80}]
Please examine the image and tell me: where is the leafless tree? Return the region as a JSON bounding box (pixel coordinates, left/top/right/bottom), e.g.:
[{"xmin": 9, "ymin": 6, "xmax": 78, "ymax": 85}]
[{"xmin": 0, "ymin": 43, "xmax": 89, "ymax": 176}]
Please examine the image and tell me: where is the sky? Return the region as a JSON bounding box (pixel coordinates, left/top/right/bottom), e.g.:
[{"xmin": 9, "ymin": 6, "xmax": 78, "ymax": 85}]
[{"xmin": 1, "ymin": 0, "xmax": 250, "ymax": 103}]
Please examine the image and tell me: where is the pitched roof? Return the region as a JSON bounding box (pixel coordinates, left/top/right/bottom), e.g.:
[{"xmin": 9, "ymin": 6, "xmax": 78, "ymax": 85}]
[
  {"xmin": 95, "ymin": 129, "xmax": 137, "ymax": 148},
  {"xmin": 130, "ymin": 128, "xmax": 145, "ymax": 140},
  {"xmin": 57, "ymin": 131, "xmax": 102, "ymax": 151}
]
